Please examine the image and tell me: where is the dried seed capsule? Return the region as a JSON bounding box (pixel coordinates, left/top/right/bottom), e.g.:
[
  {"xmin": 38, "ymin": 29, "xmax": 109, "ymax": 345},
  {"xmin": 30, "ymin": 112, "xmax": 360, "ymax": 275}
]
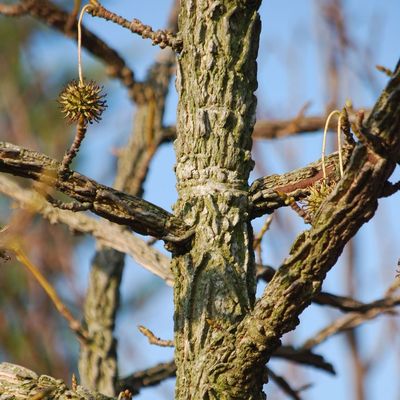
[
  {"xmin": 302, "ymin": 180, "xmax": 336, "ymax": 216},
  {"xmin": 58, "ymin": 80, "xmax": 107, "ymax": 124}
]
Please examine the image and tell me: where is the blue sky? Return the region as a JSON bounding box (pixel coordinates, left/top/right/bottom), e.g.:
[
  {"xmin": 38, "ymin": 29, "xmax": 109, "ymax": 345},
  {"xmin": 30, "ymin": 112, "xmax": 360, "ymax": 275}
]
[{"xmin": 22, "ymin": 0, "xmax": 400, "ymax": 398}]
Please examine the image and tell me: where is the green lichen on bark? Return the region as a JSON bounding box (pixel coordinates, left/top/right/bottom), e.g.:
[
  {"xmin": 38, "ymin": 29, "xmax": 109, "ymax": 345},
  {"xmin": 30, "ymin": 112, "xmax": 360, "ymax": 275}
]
[{"xmin": 172, "ymin": 0, "xmax": 262, "ymax": 398}]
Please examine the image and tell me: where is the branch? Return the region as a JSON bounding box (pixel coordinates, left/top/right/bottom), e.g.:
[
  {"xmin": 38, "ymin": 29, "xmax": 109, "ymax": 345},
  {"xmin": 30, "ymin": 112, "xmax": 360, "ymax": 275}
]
[
  {"xmin": 265, "ymin": 367, "xmax": 303, "ymax": 400},
  {"xmin": 3, "ymin": 241, "xmax": 89, "ymax": 343},
  {"xmin": 160, "ymin": 109, "xmax": 370, "ymax": 142},
  {"xmin": 138, "ymin": 325, "xmax": 174, "ymax": 347},
  {"xmin": 313, "ymin": 291, "xmax": 366, "ymax": 312},
  {"xmin": 381, "ymin": 179, "xmax": 400, "ymax": 197},
  {"xmin": 253, "ymin": 110, "xmax": 369, "ymax": 140},
  {"xmin": 0, "ymin": 141, "xmax": 193, "ymax": 244},
  {"xmin": 116, "ymin": 346, "xmax": 330, "ymax": 397},
  {"xmin": 249, "ymin": 150, "xmax": 351, "ymax": 218},
  {"xmin": 2, "ymin": 175, "xmax": 377, "ymax": 313},
  {"xmin": 117, "ymin": 361, "xmax": 176, "ymax": 395},
  {"xmin": 236, "ymin": 60, "xmax": 400, "ymax": 370},
  {"xmin": 88, "ymin": 1, "xmax": 183, "ymax": 51},
  {"xmin": 4, "ymin": 175, "xmax": 384, "ymax": 314},
  {"xmin": 257, "ymin": 264, "xmax": 367, "ymax": 313},
  {"xmin": 273, "ymin": 346, "xmax": 335, "ymax": 375},
  {"xmin": 302, "ymin": 293, "xmax": 400, "ymax": 350},
  {"xmin": 0, "ymin": 175, "xmax": 174, "ymax": 285},
  {"xmin": 0, "ymin": 363, "xmax": 114, "ymax": 400},
  {"xmin": 17, "ymin": 0, "xmax": 142, "ymax": 101}
]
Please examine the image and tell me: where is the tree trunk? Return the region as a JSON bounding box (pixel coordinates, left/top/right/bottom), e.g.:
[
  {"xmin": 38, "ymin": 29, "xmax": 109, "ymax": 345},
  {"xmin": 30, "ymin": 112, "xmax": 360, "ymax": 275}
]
[{"xmin": 172, "ymin": 1, "xmax": 263, "ymax": 398}]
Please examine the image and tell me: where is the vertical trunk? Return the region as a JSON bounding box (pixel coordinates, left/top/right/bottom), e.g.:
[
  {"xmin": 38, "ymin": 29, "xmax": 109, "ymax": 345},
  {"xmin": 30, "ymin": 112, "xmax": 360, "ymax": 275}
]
[
  {"xmin": 78, "ymin": 57, "xmax": 174, "ymax": 395},
  {"xmin": 172, "ymin": 1, "xmax": 262, "ymax": 398},
  {"xmin": 79, "ymin": 249, "xmax": 124, "ymax": 396}
]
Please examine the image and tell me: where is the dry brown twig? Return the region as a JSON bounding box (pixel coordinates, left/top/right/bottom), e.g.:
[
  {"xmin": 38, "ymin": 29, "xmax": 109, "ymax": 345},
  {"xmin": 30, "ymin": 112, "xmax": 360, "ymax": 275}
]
[
  {"xmin": 117, "ymin": 361, "xmax": 177, "ymax": 395},
  {"xmin": 0, "ymin": 236, "xmax": 88, "ymax": 342},
  {"xmin": 265, "ymin": 366, "xmax": 304, "ymax": 400},
  {"xmin": 138, "ymin": 325, "xmax": 174, "ymax": 348},
  {"xmin": 160, "ymin": 108, "xmax": 370, "ymax": 142},
  {"xmin": 302, "ymin": 291, "xmax": 400, "ymax": 351},
  {"xmin": 87, "ymin": 0, "xmax": 183, "ymax": 51},
  {"xmin": 253, "ymin": 215, "xmax": 273, "ymax": 264},
  {"xmin": 65, "ymin": 0, "xmax": 81, "ymax": 34},
  {"xmin": 376, "ymin": 64, "xmax": 393, "ymax": 77}
]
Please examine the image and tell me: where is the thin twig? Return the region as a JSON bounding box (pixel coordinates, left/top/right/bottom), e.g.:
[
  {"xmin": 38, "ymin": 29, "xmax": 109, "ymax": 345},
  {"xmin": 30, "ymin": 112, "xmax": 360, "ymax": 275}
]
[
  {"xmin": 274, "ymin": 346, "xmax": 335, "ymax": 375},
  {"xmin": 253, "ymin": 215, "xmax": 273, "ymax": 264},
  {"xmin": 265, "ymin": 366, "xmax": 303, "ymax": 400},
  {"xmin": 381, "ymin": 180, "xmax": 400, "ymax": 197},
  {"xmin": 65, "ymin": 0, "xmax": 81, "ymax": 34},
  {"xmin": 256, "ymin": 263, "xmax": 393, "ymax": 313},
  {"xmin": 138, "ymin": 325, "xmax": 174, "ymax": 347},
  {"xmin": 5, "ymin": 241, "xmax": 88, "ymax": 342},
  {"xmin": 301, "ymin": 294, "xmax": 400, "ymax": 350},
  {"xmin": 376, "ymin": 64, "xmax": 393, "ymax": 77},
  {"xmin": 118, "ymin": 361, "xmax": 176, "ymax": 395},
  {"xmin": 161, "ymin": 109, "xmax": 370, "ymax": 142},
  {"xmin": 87, "ymin": 0, "xmax": 182, "ymax": 51},
  {"xmin": 253, "ymin": 215, "xmax": 273, "ymax": 249}
]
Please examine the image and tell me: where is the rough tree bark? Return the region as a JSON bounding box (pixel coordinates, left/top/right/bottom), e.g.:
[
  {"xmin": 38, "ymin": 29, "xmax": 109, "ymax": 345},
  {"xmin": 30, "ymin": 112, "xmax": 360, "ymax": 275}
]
[
  {"xmin": 172, "ymin": 1, "xmax": 263, "ymax": 398},
  {"xmin": 1, "ymin": 1, "xmax": 400, "ymax": 399}
]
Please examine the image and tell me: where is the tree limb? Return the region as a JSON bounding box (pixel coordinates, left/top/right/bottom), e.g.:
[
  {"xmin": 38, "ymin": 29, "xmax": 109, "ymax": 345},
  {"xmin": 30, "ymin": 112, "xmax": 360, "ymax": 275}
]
[
  {"xmin": 273, "ymin": 346, "xmax": 335, "ymax": 375},
  {"xmin": 0, "ymin": 174, "xmax": 173, "ymax": 285},
  {"xmin": 0, "ymin": 141, "xmax": 193, "ymax": 244},
  {"xmin": 249, "ymin": 150, "xmax": 351, "ymax": 218},
  {"xmin": 235, "ymin": 60, "xmax": 400, "ymax": 377},
  {"xmin": 0, "ymin": 363, "xmax": 114, "ymax": 400},
  {"xmin": 5, "ymin": 173, "xmax": 388, "ymax": 312},
  {"xmin": 257, "ymin": 264, "xmax": 371, "ymax": 313}
]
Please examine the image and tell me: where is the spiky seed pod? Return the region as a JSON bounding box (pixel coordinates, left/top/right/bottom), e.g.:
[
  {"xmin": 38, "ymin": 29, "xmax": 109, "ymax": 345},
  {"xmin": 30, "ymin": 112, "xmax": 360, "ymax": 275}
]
[
  {"xmin": 58, "ymin": 80, "xmax": 107, "ymax": 124},
  {"xmin": 302, "ymin": 179, "xmax": 336, "ymax": 216}
]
